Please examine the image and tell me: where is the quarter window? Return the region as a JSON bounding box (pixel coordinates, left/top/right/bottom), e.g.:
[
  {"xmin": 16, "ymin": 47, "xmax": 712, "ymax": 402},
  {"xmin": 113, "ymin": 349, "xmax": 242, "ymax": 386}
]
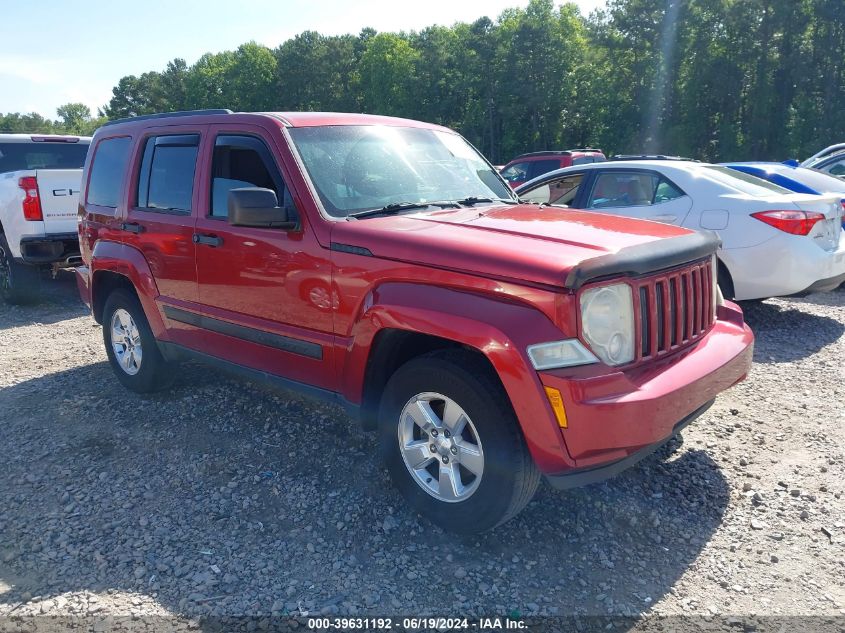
[
  {"xmin": 87, "ymin": 137, "xmax": 132, "ymax": 208},
  {"xmin": 136, "ymin": 134, "xmax": 200, "ymax": 214}
]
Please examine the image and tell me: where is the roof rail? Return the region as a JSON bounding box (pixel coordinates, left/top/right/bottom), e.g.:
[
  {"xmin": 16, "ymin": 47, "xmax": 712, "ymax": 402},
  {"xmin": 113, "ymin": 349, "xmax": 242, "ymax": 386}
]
[
  {"xmin": 102, "ymin": 109, "xmax": 234, "ymax": 127},
  {"xmin": 610, "ymin": 154, "xmax": 697, "ymax": 162}
]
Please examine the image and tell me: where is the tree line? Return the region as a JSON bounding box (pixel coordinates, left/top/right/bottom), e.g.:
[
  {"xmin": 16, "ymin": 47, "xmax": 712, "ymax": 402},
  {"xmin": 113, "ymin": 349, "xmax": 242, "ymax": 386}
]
[{"xmin": 3, "ymin": 0, "xmax": 843, "ymax": 163}]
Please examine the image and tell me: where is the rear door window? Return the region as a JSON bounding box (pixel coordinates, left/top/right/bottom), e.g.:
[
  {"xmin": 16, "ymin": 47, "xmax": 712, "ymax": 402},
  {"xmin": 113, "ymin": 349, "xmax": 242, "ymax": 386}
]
[
  {"xmin": 87, "ymin": 137, "xmax": 132, "ymax": 208},
  {"xmin": 136, "ymin": 134, "xmax": 200, "ymax": 214},
  {"xmin": 588, "ymin": 171, "xmax": 657, "ymax": 208}
]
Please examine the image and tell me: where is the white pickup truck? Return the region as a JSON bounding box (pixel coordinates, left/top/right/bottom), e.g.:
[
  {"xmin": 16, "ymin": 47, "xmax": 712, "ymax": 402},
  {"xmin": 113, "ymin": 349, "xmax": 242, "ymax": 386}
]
[{"xmin": 0, "ymin": 134, "xmax": 91, "ymax": 302}]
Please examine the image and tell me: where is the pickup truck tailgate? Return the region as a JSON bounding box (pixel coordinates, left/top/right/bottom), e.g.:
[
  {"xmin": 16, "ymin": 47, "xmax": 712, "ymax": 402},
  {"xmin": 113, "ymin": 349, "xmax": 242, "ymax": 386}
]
[{"xmin": 36, "ymin": 169, "xmax": 82, "ymax": 233}]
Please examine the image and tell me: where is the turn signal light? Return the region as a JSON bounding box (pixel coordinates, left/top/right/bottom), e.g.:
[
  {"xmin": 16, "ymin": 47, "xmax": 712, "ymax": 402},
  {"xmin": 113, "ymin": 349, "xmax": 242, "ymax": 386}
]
[
  {"xmin": 544, "ymin": 386, "xmax": 568, "ymax": 428},
  {"xmin": 751, "ymin": 209, "xmax": 824, "ymax": 236},
  {"xmin": 18, "ymin": 176, "xmax": 42, "ymax": 221}
]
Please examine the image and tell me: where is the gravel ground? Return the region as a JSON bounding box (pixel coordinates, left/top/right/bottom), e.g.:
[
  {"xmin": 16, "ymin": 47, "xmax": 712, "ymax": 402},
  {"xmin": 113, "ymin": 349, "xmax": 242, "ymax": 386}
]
[{"xmin": 0, "ymin": 273, "xmax": 843, "ymax": 631}]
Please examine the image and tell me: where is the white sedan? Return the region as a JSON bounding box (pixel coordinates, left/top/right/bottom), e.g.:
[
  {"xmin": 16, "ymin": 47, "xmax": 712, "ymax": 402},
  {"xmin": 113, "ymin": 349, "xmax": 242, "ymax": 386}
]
[{"xmin": 515, "ymin": 159, "xmax": 845, "ymax": 301}]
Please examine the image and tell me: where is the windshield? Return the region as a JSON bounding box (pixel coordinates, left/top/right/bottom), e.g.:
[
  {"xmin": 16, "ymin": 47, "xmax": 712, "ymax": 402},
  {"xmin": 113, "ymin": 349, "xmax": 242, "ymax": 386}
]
[
  {"xmin": 703, "ymin": 165, "xmax": 792, "ymax": 196},
  {"xmin": 288, "ymin": 125, "xmax": 513, "ymax": 218},
  {"xmin": 0, "ymin": 142, "xmax": 90, "ymax": 173}
]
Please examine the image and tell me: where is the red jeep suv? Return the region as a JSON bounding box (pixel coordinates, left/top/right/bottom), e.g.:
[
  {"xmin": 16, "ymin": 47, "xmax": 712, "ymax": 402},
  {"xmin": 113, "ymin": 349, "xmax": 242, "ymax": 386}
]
[
  {"xmin": 76, "ymin": 110, "xmax": 753, "ymax": 533},
  {"xmin": 500, "ymin": 149, "xmax": 606, "ymax": 188}
]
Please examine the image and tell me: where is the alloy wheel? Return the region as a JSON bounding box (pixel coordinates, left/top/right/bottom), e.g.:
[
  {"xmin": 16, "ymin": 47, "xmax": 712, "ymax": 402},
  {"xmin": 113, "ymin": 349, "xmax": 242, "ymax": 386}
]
[
  {"xmin": 398, "ymin": 392, "xmax": 484, "ymax": 502},
  {"xmin": 110, "ymin": 308, "xmax": 143, "ymax": 375}
]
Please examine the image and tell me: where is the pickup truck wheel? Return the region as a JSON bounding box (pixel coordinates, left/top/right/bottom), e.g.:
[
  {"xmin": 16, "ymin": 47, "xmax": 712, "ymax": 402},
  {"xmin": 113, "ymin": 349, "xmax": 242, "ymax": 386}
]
[
  {"xmin": 0, "ymin": 234, "xmax": 41, "ymax": 304},
  {"xmin": 102, "ymin": 289, "xmax": 173, "ymax": 393},
  {"xmin": 379, "ymin": 351, "xmax": 540, "ymax": 534}
]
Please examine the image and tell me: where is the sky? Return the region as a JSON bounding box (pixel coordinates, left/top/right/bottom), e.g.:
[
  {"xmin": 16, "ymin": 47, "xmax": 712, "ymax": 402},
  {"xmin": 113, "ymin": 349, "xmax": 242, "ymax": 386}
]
[{"xmin": 0, "ymin": 0, "xmax": 607, "ymax": 119}]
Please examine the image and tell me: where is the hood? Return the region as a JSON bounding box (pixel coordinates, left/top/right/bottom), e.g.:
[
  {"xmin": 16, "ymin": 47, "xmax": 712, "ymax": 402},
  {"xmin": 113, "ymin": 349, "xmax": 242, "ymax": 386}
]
[{"xmin": 329, "ymin": 204, "xmax": 699, "ymax": 288}]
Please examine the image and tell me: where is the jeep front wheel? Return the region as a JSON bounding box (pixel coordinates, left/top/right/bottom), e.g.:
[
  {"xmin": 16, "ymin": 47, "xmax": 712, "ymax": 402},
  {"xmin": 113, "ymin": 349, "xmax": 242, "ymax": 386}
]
[{"xmin": 379, "ymin": 350, "xmax": 540, "ymax": 533}]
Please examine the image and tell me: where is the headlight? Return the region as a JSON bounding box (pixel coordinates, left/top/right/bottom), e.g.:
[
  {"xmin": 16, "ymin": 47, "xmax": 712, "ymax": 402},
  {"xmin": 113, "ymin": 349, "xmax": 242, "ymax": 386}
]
[{"xmin": 579, "ymin": 283, "xmax": 635, "ymax": 365}]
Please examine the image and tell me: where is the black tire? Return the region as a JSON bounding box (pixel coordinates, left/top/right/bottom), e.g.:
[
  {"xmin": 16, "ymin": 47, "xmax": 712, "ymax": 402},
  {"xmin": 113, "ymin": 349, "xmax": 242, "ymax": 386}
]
[
  {"xmin": 716, "ymin": 259, "xmax": 735, "ymax": 301},
  {"xmin": 102, "ymin": 288, "xmax": 173, "ymax": 393},
  {"xmin": 0, "ymin": 233, "xmax": 41, "ymax": 304},
  {"xmin": 378, "ymin": 350, "xmax": 540, "ymax": 534}
]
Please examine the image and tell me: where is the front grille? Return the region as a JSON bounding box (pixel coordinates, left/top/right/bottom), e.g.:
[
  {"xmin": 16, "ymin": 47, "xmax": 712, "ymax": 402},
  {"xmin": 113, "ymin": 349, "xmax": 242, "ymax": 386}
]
[{"xmin": 634, "ymin": 258, "xmax": 714, "ymax": 362}]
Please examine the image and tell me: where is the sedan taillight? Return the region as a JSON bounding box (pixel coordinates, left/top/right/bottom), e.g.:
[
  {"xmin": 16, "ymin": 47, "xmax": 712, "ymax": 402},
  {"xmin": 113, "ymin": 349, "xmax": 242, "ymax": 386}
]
[
  {"xmin": 751, "ymin": 209, "xmax": 825, "ymax": 236},
  {"xmin": 18, "ymin": 176, "xmax": 43, "ymax": 221}
]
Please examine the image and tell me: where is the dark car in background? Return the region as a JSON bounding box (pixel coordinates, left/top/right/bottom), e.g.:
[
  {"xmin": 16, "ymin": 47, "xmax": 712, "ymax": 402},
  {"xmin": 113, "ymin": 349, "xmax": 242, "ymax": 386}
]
[{"xmin": 500, "ymin": 149, "xmax": 605, "ymax": 188}]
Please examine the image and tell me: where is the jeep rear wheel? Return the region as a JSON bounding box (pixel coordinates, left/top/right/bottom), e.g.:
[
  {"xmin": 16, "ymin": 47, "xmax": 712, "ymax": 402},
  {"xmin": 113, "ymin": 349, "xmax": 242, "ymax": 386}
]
[
  {"xmin": 379, "ymin": 350, "xmax": 540, "ymax": 533},
  {"xmin": 0, "ymin": 234, "xmax": 41, "ymax": 304},
  {"xmin": 102, "ymin": 289, "xmax": 173, "ymax": 393}
]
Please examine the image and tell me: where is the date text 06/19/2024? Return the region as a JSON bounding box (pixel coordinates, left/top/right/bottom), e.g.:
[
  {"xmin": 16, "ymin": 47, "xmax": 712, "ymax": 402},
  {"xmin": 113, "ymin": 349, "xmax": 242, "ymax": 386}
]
[{"xmin": 307, "ymin": 617, "xmax": 527, "ymax": 630}]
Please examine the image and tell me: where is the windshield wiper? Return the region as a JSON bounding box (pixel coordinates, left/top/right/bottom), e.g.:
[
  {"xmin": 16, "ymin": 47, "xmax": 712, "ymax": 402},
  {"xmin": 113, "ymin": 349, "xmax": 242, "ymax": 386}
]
[
  {"xmin": 347, "ymin": 201, "xmax": 460, "ymax": 220},
  {"xmin": 454, "ymin": 196, "xmax": 519, "ymax": 206}
]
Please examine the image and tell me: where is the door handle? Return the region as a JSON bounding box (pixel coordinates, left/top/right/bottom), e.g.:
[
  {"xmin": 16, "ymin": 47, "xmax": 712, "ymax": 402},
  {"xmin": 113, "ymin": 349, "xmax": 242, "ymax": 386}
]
[
  {"xmin": 120, "ymin": 222, "xmax": 144, "ymax": 234},
  {"xmin": 193, "ymin": 233, "xmax": 223, "ymax": 247}
]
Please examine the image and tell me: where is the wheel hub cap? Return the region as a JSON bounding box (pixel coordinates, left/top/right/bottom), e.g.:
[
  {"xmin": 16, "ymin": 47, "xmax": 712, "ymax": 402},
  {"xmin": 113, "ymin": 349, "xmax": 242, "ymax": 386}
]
[
  {"xmin": 110, "ymin": 308, "xmax": 143, "ymax": 376},
  {"xmin": 398, "ymin": 392, "xmax": 484, "ymax": 503}
]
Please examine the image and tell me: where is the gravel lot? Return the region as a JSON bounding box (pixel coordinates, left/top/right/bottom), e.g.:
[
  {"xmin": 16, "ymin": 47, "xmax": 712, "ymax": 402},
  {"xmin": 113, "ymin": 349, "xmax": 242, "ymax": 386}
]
[{"xmin": 0, "ymin": 274, "xmax": 843, "ymax": 630}]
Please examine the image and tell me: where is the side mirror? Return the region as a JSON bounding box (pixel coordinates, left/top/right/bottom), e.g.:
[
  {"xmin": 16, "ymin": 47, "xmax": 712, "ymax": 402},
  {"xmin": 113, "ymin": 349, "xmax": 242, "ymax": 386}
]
[{"xmin": 228, "ymin": 188, "xmax": 297, "ymax": 229}]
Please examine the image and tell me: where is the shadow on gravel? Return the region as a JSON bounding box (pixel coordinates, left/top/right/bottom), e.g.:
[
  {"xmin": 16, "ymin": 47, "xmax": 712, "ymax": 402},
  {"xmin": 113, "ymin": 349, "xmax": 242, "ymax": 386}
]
[
  {"xmin": 740, "ymin": 299, "xmax": 844, "ymax": 363},
  {"xmin": 0, "ymin": 360, "xmax": 729, "ymax": 626},
  {"xmin": 0, "ymin": 272, "xmax": 86, "ymax": 331}
]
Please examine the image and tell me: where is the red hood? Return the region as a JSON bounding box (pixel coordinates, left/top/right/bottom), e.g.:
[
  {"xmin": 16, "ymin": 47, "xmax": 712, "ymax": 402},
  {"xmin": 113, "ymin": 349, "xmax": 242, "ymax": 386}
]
[{"xmin": 329, "ymin": 204, "xmax": 694, "ymax": 288}]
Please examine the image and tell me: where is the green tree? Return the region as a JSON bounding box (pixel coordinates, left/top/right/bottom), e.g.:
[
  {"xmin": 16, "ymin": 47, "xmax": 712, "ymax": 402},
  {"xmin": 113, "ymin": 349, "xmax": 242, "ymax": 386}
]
[
  {"xmin": 56, "ymin": 103, "xmax": 92, "ymax": 134},
  {"xmin": 357, "ymin": 32, "xmax": 419, "ymax": 117}
]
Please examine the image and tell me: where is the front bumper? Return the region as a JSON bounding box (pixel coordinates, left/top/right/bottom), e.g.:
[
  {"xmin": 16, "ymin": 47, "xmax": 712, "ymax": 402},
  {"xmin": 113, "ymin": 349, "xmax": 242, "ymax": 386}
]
[
  {"xmin": 538, "ymin": 301, "xmax": 753, "ymax": 472},
  {"xmin": 18, "ymin": 232, "xmax": 81, "ymax": 265},
  {"xmin": 545, "ymin": 400, "xmax": 713, "ymax": 489}
]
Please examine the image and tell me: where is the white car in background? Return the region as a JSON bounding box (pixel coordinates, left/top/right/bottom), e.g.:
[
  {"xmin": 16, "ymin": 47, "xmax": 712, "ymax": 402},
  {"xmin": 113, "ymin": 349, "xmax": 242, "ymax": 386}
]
[{"xmin": 515, "ymin": 158, "xmax": 845, "ymax": 301}]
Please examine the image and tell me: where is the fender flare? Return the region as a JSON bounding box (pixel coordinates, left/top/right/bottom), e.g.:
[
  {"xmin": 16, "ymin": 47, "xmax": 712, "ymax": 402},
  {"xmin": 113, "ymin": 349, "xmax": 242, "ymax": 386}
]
[
  {"xmin": 90, "ymin": 240, "xmax": 166, "ymax": 339},
  {"xmin": 342, "ymin": 282, "xmax": 576, "ymax": 471}
]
